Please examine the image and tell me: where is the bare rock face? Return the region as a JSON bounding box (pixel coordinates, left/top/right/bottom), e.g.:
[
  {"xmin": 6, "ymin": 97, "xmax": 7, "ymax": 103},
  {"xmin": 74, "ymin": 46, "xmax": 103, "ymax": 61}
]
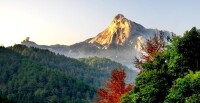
[
  {"xmin": 89, "ymin": 14, "xmax": 132, "ymax": 49},
  {"xmin": 134, "ymin": 36, "xmax": 143, "ymax": 51}
]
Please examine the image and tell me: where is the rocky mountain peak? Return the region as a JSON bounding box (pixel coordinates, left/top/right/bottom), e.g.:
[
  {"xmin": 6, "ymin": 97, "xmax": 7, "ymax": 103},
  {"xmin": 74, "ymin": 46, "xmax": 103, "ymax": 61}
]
[
  {"xmin": 89, "ymin": 14, "xmax": 132, "ymax": 49},
  {"xmin": 113, "ymin": 14, "xmax": 125, "ymax": 21}
]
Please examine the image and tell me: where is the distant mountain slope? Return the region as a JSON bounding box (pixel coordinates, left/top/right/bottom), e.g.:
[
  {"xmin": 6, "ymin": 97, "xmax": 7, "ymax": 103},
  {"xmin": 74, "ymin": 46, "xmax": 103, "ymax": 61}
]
[
  {"xmin": 0, "ymin": 46, "xmax": 95, "ymax": 103},
  {"xmin": 21, "ymin": 14, "xmax": 172, "ymax": 68},
  {"xmin": 78, "ymin": 56, "xmax": 137, "ymax": 83}
]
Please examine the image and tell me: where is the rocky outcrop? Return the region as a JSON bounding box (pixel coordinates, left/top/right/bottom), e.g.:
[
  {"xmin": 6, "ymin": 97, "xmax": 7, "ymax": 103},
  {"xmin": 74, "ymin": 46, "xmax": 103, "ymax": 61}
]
[{"xmin": 89, "ymin": 14, "xmax": 131, "ymax": 49}]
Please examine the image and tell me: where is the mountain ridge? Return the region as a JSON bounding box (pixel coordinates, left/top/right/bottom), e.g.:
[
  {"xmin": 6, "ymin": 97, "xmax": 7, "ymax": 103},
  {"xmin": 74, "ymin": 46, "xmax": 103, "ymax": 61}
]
[{"xmin": 21, "ymin": 14, "xmax": 172, "ymax": 68}]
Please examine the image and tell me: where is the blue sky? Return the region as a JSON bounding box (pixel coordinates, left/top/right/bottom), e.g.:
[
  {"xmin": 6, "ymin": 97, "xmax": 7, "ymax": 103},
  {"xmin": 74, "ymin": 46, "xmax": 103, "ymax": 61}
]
[{"xmin": 0, "ymin": 0, "xmax": 200, "ymax": 46}]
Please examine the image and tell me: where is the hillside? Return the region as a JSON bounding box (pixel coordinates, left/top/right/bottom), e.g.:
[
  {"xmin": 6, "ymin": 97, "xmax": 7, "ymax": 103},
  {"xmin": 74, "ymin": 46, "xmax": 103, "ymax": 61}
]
[
  {"xmin": 8, "ymin": 45, "xmax": 136, "ymax": 87},
  {"xmin": 0, "ymin": 46, "xmax": 95, "ymax": 103},
  {"xmin": 78, "ymin": 57, "xmax": 137, "ymax": 83},
  {"xmin": 0, "ymin": 45, "xmax": 136, "ymax": 102}
]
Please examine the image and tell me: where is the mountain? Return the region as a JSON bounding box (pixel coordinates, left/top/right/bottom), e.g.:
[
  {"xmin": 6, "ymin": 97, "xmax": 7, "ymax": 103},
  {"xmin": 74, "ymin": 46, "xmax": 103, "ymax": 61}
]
[
  {"xmin": 89, "ymin": 14, "xmax": 132, "ymax": 49},
  {"xmin": 21, "ymin": 14, "xmax": 172, "ymax": 68},
  {"xmin": 89, "ymin": 14, "xmax": 152, "ymax": 49}
]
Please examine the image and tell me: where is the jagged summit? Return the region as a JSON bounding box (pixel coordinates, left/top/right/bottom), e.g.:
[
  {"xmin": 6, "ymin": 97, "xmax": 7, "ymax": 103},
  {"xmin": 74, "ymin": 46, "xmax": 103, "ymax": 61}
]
[
  {"xmin": 113, "ymin": 14, "xmax": 125, "ymax": 21},
  {"xmin": 89, "ymin": 14, "xmax": 132, "ymax": 49},
  {"xmin": 88, "ymin": 14, "xmax": 170, "ymax": 50}
]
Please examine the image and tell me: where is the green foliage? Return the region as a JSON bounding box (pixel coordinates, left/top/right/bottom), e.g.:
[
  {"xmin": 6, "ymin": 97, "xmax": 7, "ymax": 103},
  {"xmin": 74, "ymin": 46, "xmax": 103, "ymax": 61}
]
[
  {"xmin": 78, "ymin": 56, "xmax": 126, "ymax": 71},
  {"xmin": 0, "ymin": 45, "xmax": 133, "ymax": 102},
  {"xmin": 121, "ymin": 90, "xmax": 135, "ymax": 103},
  {"xmin": 0, "ymin": 47, "xmax": 95, "ymax": 103},
  {"xmin": 122, "ymin": 70, "xmax": 169, "ymax": 103},
  {"xmin": 176, "ymin": 27, "xmax": 200, "ymax": 71},
  {"xmin": 78, "ymin": 56, "xmax": 136, "ymax": 84},
  {"xmin": 121, "ymin": 27, "xmax": 200, "ymax": 103},
  {"xmin": 163, "ymin": 37, "xmax": 188, "ymax": 80},
  {"xmin": 8, "ymin": 45, "xmax": 133, "ymax": 88},
  {"xmin": 185, "ymin": 94, "xmax": 200, "ymax": 103},
  {"xmin": 0, "ymin": 93, "xmax": 15, "ymax": 103},
  {"xmin": 164, "ymin": 27, "xmax": 200, "ymax": 79},
  {"xmin": 165, "ymin": 71, "xmax": 200, "ymax": 103}
]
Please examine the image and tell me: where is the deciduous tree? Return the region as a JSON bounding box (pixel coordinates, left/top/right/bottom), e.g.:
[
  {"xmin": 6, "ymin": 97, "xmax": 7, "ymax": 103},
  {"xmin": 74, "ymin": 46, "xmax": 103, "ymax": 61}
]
[
  {"xmin": 134, "ymin": 32, "xmax": 167, "ymax": 71},
  {"xmin": 97, "ymin": 69, "xmax": 133, "ymax": 103}
]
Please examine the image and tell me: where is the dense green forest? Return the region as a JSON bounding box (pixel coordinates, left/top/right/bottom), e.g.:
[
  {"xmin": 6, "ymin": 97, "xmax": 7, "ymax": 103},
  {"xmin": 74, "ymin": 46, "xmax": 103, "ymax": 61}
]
[
  {"xmin": 121, "ymin": 27, "xmax": 200, "ymax": 103},
  {"xmin": 0, "ymin": 44, "xmax": 133, "ymax": 102},
  {"xmin": 78, "ymin": 57, "xmax": 136, "ymax": 84},
  {"xmin": 0, "ymin": 46, "xmax": 95, "ymax": 102},
  {"xmin": 7, "ymin": 45, "xmax": 134, "ymax": 88}
]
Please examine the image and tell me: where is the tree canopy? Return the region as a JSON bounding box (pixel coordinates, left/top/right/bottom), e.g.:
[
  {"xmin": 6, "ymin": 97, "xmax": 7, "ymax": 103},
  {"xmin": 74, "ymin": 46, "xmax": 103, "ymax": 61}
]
[
  {"xmin": 121, "ymin": 27, "xmax": 200, "ymax": 103},
  {"xmin": 0, "ymin": 46, "xmax": 95, "ymax": 103}
]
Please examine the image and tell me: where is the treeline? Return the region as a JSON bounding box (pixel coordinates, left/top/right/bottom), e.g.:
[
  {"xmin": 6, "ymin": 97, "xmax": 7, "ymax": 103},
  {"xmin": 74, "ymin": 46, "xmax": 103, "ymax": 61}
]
[{"xmin": 121, "ymin": 27, "xmax": 200, "ymax": 102}]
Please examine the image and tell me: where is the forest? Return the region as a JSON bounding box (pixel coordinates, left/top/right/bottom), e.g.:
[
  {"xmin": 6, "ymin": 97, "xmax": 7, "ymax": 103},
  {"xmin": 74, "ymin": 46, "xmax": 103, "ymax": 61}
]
[
  {"xmin": 119, "ymin": 27, "xmax": 200, "ymax": 103},
  {"xmin": 0, "ymin": 44, "xmax": 133, "ymax": 102},
  {"xmin": 0, "ymin": 46, "xmax": 96, "ymax": 102},
  {"xmin": 0, "ymin": 27, "xmax": 200, "ymax": 103}
]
